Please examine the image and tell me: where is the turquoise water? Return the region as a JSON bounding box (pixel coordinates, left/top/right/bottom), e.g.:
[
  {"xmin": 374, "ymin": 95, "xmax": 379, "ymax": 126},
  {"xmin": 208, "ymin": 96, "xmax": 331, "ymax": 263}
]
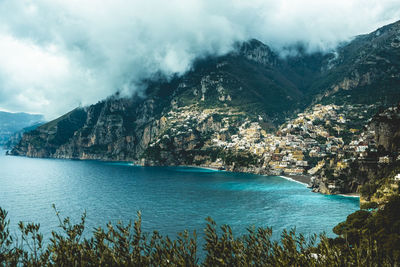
[{"xmin": 0, "ymin": 151, "xmax": 359, "ymax": 243}]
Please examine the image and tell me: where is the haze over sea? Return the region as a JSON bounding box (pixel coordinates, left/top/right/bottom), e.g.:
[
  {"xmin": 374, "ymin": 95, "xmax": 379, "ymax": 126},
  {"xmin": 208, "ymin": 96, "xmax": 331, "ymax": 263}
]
[{"xmin": 0, "ymin": 150, "xmax": 358, "ymax": 241}]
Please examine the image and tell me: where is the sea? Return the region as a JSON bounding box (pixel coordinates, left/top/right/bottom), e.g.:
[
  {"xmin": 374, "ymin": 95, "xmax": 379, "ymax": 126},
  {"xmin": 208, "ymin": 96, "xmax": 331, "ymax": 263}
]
[{"xmin": 0, "ymin": 150, "xmax": 359, "ymax": 244}]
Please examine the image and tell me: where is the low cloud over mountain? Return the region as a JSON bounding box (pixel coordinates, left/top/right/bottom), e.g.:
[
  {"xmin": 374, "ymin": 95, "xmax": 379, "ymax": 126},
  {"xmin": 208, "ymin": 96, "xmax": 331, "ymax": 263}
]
[{"xmin": 0, "ymin": 0, "xmax": 399, "ymax": 118}]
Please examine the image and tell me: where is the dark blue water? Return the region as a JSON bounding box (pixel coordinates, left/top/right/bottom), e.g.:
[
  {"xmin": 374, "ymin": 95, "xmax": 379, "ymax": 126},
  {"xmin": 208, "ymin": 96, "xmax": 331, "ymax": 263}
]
[{"xmin": 0, "ymin": 151, "xmax": 359, "ymax": 243}]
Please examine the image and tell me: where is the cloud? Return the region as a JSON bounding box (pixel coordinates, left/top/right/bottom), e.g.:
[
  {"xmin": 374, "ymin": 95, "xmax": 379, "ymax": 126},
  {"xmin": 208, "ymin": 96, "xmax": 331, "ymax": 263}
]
[{"xmin": 0, "ymin": 0, "xmax": 399, "ymax": 119}]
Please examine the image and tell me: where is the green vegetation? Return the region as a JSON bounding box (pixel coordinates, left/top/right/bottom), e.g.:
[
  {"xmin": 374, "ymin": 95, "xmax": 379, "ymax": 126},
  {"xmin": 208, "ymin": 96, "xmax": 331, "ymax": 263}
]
[
  {"xmin": 358, "ymin": 162, "xmax": 400, "ymax": 208},
  {"xmin": 1, "ymin": 201, "xmax": 400, "ymax": 266},
  {"xmin": 219, "ymin": 150, "xmax": 259, "ymax": 168},
  {"xmin": 333, "ymin": 195, "xmax": 400, "ymax": 262}
]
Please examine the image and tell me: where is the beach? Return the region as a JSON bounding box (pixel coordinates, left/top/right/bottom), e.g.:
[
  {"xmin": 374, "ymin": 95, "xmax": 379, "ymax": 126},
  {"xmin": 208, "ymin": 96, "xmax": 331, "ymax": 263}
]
[{"xmin": 279, "ymin": 175, "xmax": 311, "ymax": 186}]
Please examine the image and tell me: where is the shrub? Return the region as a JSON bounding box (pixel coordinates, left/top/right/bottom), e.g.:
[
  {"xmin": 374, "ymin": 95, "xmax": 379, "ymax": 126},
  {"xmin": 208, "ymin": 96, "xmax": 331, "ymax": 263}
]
[{"xmin": 1, "ymin": 203, "xmax": 400, "ymax": 266}]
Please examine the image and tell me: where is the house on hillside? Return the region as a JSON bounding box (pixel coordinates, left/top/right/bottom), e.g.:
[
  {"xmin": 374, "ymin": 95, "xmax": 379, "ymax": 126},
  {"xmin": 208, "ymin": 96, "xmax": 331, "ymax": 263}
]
[{"xmin": 379, "ymin": 156, "xmax": 392, "ymax": 164}]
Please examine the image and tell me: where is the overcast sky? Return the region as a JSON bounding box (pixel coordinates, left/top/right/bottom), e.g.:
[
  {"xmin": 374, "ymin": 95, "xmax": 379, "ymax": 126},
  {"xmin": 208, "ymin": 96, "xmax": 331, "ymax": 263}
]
[{"xmin": 0, "ymin": 0, "xmax": 399, "ymax": 119}]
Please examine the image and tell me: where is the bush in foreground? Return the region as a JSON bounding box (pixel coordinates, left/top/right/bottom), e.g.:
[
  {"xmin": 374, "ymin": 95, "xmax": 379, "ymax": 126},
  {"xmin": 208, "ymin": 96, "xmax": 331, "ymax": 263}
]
[{"xmin": 0, "ymin": 204, "xmax": 399, "ymax": 266}]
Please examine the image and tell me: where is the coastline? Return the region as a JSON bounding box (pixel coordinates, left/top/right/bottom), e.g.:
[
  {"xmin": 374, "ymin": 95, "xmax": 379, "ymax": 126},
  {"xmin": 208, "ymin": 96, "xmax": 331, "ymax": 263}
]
[
  {"xmin": 279, "ymin": 175, "xmax": 360, "ymax": 198},
  {"xmin": 338, "ymin": 193, "xmax": 360, "ymax": 198},
  {"xmin": 279, "ymin": 175, "xmax": 311, "ymax": 186},
  {"xmin": 183, "ymin": 167, "xmax": 317, "ymax": 190},
  {"xmin": 172, "ymin": 165, "xmax": 226, "ymax": 172},
  {"xmin": 192, "ymin": 165, "xmax": 225, "ymax": 171}
]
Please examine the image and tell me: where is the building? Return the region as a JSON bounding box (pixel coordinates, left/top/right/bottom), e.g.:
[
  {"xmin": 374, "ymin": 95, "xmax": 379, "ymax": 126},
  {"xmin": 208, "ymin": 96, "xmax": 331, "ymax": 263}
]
[{"xmin": 379, "ymin": 156, "xmax": 392, "ymax": 164}]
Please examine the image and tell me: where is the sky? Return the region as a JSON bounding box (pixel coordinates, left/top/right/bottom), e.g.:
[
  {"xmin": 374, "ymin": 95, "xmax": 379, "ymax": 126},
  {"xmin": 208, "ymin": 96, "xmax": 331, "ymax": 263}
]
[{"xmin": 0, "ymin": 0, "xmax": 399, "ymax": 119}]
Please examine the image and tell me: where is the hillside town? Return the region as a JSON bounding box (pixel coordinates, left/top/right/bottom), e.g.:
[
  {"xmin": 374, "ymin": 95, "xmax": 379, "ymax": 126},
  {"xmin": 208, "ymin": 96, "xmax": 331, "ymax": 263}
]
[
  {"xmin": 208, "ymin": 103, "xmax": 379, "ymax": 176},
  {"xmin": 150, "ymin": 102, "xmax": 386, "ymax": 180}
]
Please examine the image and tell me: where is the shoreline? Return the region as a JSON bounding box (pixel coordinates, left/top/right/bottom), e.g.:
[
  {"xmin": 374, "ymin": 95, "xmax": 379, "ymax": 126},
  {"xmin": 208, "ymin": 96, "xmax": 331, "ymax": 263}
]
[
  {"xmin": 190, "ymin": 165, "xmax": 225, "ymax": 171},
  {"xmin": 338, "ymin": 193, "xmax": 360, "ymax": 198},
  {"xmin": 279, "ymin": 175, "xmax": 360, "ymax": 198},
  {"xmin": 181, "ymin": 165, "xmax": 226, "ymax": 172},
  {"xmin": 279, "ymin": 175, "xmax": 311, "ymax": 186},
  {"xmin": 134, "ymin": 164, "xmax": 225, "ymax": 172}
]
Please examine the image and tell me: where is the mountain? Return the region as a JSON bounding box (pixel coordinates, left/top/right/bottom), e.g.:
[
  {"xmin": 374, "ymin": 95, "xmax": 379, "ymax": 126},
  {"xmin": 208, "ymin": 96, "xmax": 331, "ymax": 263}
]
[
  {"xmin": 10, "ymin": 40, "xmax": 328, "ymax": 164},
  {"xmin": 10, "ymin": 20, "xmax": 400, "ymax": 194},
  {"xmin": 311, "ymin": 20, "xmax": 400, "ymax": 106},
  {"xmin": 0, "ymin": 111, "xmax": 44, "ymax": 146}
]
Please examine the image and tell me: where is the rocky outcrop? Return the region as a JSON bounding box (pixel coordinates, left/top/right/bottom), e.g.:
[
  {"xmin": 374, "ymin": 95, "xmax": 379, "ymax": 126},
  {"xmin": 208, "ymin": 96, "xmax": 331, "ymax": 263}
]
[
  {"xmin": 238, "ymin": 39, "xmax": 278, "ymax": 66},
  {"xmin": 12, "ymin": 97, "xmax": 167, "ymax": 161},
  {"xmin": 369, "ymin": 108, "xmax": 400, "ymax": 152}
]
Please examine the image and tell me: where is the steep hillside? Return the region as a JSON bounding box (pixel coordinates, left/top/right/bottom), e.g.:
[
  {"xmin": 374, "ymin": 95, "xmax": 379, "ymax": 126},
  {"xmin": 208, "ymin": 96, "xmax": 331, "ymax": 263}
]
[
  {"xmin": 312, "ymin": 20, "xmax": 400, "ymax": 107},
  {"xmin": 309, "ymin": 104, "xmax": 400, "ymax": 202},
  {"xmin": 11, "ymin": 40, "xmax": 328, "ymax": 165}
]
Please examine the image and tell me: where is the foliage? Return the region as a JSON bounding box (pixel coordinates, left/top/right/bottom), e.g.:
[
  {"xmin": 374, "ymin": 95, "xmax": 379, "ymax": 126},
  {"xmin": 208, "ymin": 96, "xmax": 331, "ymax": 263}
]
[
  {"xmin": 315, "ymin": 136, "xmax": 327, "ymax": 144},
  {"xmin": 219, "ymin": 150, "xmax": 259, "ymax": 168},
  {"xmin": 333, "ymin": 195, "xmax": 400, "ymax": 263},
  {"xmin": 1, "ymin": 202, "xmax": 400, "ymax": 266}
]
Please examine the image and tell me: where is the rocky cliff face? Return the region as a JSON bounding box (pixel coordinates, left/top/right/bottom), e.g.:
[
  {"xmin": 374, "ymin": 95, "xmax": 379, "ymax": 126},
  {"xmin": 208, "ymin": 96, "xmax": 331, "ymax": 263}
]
[
  {"xmin": 369, "ymin": 109, "xmax": 400, "ymax": 152},
  {"xmin": 358, "ymin": 106, "xmax": 400, "ymax": 207},
  {"xmin": 12, "ymin": 97, "xmax": 166, "ymax": 161}
]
